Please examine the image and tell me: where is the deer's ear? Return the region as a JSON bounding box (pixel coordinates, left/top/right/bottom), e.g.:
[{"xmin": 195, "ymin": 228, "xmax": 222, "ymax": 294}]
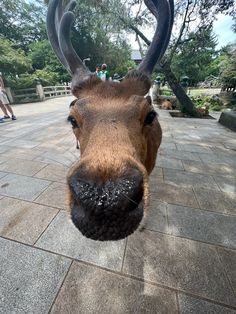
[
  {"xmin": 120, "ymin": 70, "xmax": 151, "ymax": 97},
  {"xmin": 71, "ymin": 74, "xmax": 102, "ymax": 98}
]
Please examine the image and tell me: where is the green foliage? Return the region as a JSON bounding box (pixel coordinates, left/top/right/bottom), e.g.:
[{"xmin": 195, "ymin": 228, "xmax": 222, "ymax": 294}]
[
  {"xmin": 6, "ymin": 74, "xmax": 37, "ymax": 89},
  {"xmin": 28, "ymin": 40, "xmax": 70, "ymax": 82},
  {"xmin": 6, "ymin": 70, "xmax": 59, "ymax": 89},
  {"xmin": 0, "ymin": 37, "xmax": 32, "ymax": 76},
  {"xmin": 0, "ymin": 0, "xmax": 47, "ymax": 50},
  {"xmin": 1, "ymin": 0, "xmax": 133, "ymax": 89},
  {"xmin": 219, "ymin": 47, "xmax": 236, "ymax": 89},
  {"xmin": 171, "ymin": 27, "xmax": 218, "ymax": 85},
  {"xmin": 191, "ymin": 95, "xmax": 223, "ymax": 111}
]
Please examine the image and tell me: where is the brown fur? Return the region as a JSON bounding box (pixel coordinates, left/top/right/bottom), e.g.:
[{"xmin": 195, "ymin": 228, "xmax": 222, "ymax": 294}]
[
  {"xmin": 161, "ymin": 100, "xmax": 173, "ymax": 110},
  {"xmin": 197, "ymin": 106, "xmax": 209, "ymax": 116},
  {"xmin": 67, "ymin": 72, "xmax": 162, "ymax": 218}
]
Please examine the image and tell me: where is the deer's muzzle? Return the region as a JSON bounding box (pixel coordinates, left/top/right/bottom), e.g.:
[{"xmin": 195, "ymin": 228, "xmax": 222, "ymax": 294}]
[{"xmin": 68, "ymin": 168, "xmax": 144, "ymax": 241}]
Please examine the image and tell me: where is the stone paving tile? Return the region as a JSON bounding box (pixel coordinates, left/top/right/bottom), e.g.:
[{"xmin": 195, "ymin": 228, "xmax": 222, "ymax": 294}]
[
  {"xmin": 152, "ymin": 182, "xmax": 199, "ymax": 208},
  {"xmin": 145, "ymin": 200, "xmax": 168, "ymax": 233},
  {"xmin": 176, "ymin": 144, "xmax": 213, "ymax": 154},
  {"xmin": 0, "ymin": 158, "xmax": 47, "ymax": 176},
  {"xmin": 0, "ymin": 237, "xmax": 71, "ymax": 314},
  {"xmin": 213, "ymin": 175, "xmax": 236, "ymax": 194},
  {"xmin": 0, "ymin": 197, "xmax": 58, "ymax": 245},
  {"xmin": 164, "ymin": 168, "xmax": 220, "ymax": 190},
  {"xmin": 35, "ymin": 164, "xmax": 68, "ymax": 184},
  {"xmin": 33, "ymin": 155, "xmax": 63, "ymax": 166},
  {"xmin": 160, "ymin": 148, "xmax": 201, "ymax": 161},
  {"xmin": 0, "ymin": 156, "xmax": 7, "ymax": 164},
  {"xmin": 150, "ymin": 166, "xmax": 163, "ymax": 178},
  {"xmin": 183, "ymin": 160, "xmax": 236, "ymax": 177},
  {"xmin": 123, "ymin": 230, "xmax": 236, "ymax": 307},
  {"xmin": 217, "ymin": 247, "xmax": 236, "ymax": 295},
  {"xmin": 36, "ymin": 211, "xmax": 126, "ymax": 271},
  {"xmin": 157, "ymin": 156, "xmax": 184, "ymax": 170},
  {"xmin": 194, "ymin": 187, "xmax": 236, "ymax": 215},
  {"xmin": 35, "ymin": 182, "xmax": 68, "ymax": 209},
  {"xmin": 35, "ymin": 151, "xmax": 77, "ymax": 167},
  {"xmin": 212, "ymin": 146, "xmax": 236, "ymax": 157},
  {"xmin": 2, "ymin": 146, "xmax": 44, "ymax": 159},
  {"xmin": 167, "ymin": 204, "xmax": 236, "ymax": 249},
  {"xmin": 0, "ymin": 145, "xmax": 10, "ymax": 154},
  {"xmin": 224, "ymin": 141, "xmax": 236, "ymax": 150},
  {"xmin": 51, "ymin": 262, "xmax": 178, "ymax": 314},
  {"xmin": 159, "ymin": 142, "xmax": 176, "ymax": 150},
  {"xmin": 0, "ymin": 173, "xmax": 51, "ymax": 201},
  {"xmin": 4, "ymin": 139, "xmax": 41, "ymax": 149},
  {"xmin": 178, "ymin": 294, "xmax": 236, "ymax": 314},
  {"xmin": 198, "ymin": 152, "xmax": 236, "ymax": 166},
  {"xmin": 149, "ymin": 176, "xmax": 164, "ymax": 191},
  {"xmin": 0, "ymin": 171, "xmax": 7, "ymax": 179}
]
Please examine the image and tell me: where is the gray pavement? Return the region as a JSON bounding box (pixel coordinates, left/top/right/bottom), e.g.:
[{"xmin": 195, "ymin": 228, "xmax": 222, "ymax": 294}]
[{"xmin": 0, "ymin": 97, "xmax": 235, "ymax": 313}]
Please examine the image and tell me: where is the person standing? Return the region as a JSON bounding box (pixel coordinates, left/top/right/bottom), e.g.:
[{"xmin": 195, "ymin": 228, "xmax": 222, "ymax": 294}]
[
  {"xmin": 95, "ymin": 64, "xmax": 101, "ymax": 76},
  {"xmin": 0, "ymin": 74, "xmax": 16, "ymax": 121},
  {"xmin": 98, "ymin": 64, "xmax": 110, "ymax": 81}
]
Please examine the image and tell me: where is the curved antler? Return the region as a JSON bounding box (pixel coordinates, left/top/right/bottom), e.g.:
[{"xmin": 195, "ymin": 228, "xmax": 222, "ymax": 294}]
[
  {"xmin": 47, "ymin": 0, "xmax": 91, "ymax": 77},
  {"xmin": 138, "ymin": 0, "xmax": 174, "ymax": 75}
]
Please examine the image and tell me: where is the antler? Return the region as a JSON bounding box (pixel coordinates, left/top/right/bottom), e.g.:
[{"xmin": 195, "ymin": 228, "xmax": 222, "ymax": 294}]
[
  {"xmin": 138, "ymin": 0, "xmax": 174, "ymax": 75},
  {"xmin": 47, "ymin": 0, "xmax": 91, "ymax": 78}
]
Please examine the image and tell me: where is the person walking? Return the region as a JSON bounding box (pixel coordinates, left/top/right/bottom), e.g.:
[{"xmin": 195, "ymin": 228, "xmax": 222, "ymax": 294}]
[{"xmin": 0, "ymin": 74, "xmax": 17, "ymax": 122}]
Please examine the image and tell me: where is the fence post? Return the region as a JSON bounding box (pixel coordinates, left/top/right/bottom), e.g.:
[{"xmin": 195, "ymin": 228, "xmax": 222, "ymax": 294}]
[
  {"xmin": 36, "ymin": 81, "xmax": 45, "ymax": 101},
  {"xmin": 5, "ymin": 87, "xmax": 14, "ymax": 103}
]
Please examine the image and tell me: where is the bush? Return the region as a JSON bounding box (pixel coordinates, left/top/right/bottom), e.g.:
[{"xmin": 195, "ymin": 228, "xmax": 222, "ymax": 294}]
[
  {"xmin": 5, "ymin": 70, "xmax": 60, "ymax": 89},
  {"xmin": 190, "ymin": 95, "xmax": 224, "ymax": 112}
]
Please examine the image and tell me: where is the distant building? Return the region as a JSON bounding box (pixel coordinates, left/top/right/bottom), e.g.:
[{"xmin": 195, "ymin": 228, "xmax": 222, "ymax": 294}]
[{"xmin": 131, "ymin": 50, "xmax": 142, "ymax": 65}]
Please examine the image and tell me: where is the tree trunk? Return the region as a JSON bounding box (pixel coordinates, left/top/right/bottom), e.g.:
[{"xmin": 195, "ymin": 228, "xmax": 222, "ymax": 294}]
[{"xmin": 161, "ymin": 63, "xmax": 199, "ymax": 117}]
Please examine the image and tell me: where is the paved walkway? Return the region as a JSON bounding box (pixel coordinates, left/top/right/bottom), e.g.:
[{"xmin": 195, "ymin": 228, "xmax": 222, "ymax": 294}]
[{"xmin": 0, "ymin": 97, "xmax": 235, "ymax": 313}]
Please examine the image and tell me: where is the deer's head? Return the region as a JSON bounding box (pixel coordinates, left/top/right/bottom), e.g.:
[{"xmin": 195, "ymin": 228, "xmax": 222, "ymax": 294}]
[{"xmin": 47, "ymin": 0, "xmax": 173, "ymax": 240}]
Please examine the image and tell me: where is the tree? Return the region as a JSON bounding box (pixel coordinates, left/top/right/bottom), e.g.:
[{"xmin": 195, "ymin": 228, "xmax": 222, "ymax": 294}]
[
  {"xmin": 0, "ymin": 37, "xmax": 32, "ymax": 77},
  {"xmin": 94, "ymin": 0, "xmax": 235, "ymax": 116},
  {"xmin": 219, "ymin": 46, "xmax": 236, "ymax": 91},
  {"xmin": 0, "ymin": 0, "xmax": 47, "ymax": 50},
  {"xmin": 158, "ymin": 0, "xmax": 235, "ymax": 115},
  {"xmin": 171, "ymin": 27, "xmax": 218, "ymax": 85}
]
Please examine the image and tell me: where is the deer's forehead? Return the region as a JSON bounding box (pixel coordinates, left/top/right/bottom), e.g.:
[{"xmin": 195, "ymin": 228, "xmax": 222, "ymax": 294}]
[{"xmin": 70, "ymin": 96, "xmax": 149, "ymax": 119}]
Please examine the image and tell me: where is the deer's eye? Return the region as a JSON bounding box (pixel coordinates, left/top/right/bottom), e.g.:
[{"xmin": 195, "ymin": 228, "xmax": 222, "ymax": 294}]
[
  {"xmin": 144, "ymin": 111, "xmax": 157, "ymax": 126},
  {"xmin": 67, "ymin": 116, "xmax": 79, "ymax": 129}
]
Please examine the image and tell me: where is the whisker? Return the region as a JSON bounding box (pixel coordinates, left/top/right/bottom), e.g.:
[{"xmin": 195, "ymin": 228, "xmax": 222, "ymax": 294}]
[{"xmin": 120, "ymin": 192, "xmax": 139, "ymax": 206}]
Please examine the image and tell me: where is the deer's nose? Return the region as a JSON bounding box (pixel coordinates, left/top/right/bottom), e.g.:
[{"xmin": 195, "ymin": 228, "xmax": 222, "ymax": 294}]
[
  {"xmin": 68, "ymin": 168, "xmax": 143, "ymax": 216},
  {"xmin": 68, "ymin": 167, "xmax": 144, "ymax": 240}
]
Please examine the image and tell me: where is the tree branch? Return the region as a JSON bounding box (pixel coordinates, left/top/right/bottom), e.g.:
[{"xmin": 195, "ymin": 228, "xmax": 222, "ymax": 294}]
[{"xmin": 168, "ymin": 0, "xmax": 192, "ymax": 62}]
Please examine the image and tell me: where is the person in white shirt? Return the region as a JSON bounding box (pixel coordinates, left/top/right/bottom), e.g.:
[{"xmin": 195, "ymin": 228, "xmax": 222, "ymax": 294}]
[{"xmin": 0, "ymin": 73, "xmax": 16, "ymax": 122}]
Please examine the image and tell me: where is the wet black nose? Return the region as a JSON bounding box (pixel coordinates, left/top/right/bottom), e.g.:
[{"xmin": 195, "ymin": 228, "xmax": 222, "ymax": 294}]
[
  {"xmin": 69, "ymin": 168, "xmax": 143, "ymax": 217},
  {"xmin": 68, "ymin": 168, "xmax": 144, "ymax": 240}
]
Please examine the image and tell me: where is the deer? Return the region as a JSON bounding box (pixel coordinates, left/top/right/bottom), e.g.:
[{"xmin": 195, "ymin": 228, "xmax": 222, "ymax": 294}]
[{"xmin": 47, "ymin": 0, "xmax": 174, "ymax": 241}]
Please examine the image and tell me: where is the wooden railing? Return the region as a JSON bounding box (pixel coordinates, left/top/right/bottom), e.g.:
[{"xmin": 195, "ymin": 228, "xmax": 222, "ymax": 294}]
[
  {"xmin": 43, "ymin": 85, "xmax": 71, "ymax": 99},
  {"xmin": 12, "ymin": 87, "xmax": 39, "ymax": 103},
  {"xmin": 7, "ymin": 84, "xmax": 72, "ymax": 104}
]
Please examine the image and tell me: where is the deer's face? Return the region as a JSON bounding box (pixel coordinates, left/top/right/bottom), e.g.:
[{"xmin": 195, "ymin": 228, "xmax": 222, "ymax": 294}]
[
  {"xmin": 66, "ymin": 80, "xmax": 162, "ymax": 240},
  {"xmin": 47, "ymin": 0, "xmax": 173, "ymax": 240}
]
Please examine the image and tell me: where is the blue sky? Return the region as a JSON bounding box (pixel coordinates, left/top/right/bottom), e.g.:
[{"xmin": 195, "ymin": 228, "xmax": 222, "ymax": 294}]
[{"xmin": 213, "ymin": 14, "xmax": 235, "ymax": 49}]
